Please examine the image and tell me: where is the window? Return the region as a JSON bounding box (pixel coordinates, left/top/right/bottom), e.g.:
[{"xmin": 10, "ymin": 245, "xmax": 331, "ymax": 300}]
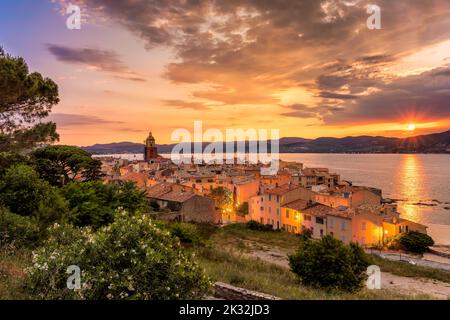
[
  {"xmin": 268, "ymin": 207, "xmax": 271, "ymax": 213},
  {"xmin": 286, "ymin": 209, "xmax": 290, "ymax": 218},
  {"xmin": 276, "ymin": 195, "xmax": 280, "ymax": 203},
  {"xmin": 260, "ymin": 217, "xmax": 264, "ymax": 224},
  {"xmin": 260, "ymin": 206, "xmax": 264, "ymax": 211},
  {"xmin": 320, "ymin": 229, "xmax": 324, "ymax": 237},
  {"xmin": 276, "ymin": 208, "xmax": 280, "ymax": 216},
  {"xmin": 316, "ymin": 217, "xmax": 324, "ymax": 224},
  {"xmin": 341, "ymin": 221, "xmax": 346, "ymax": 231},
  {"xmin": 195, "ymin": 179, "xmax": 202, "ymax": 183},
  {"xmin": 269, "ymin": 194, "xmax": 272, "ymax": 201},
  {"xmin": 304, "ymin": 215, "xmax": 311, "ymax": 221},
  {"xmin": 330, "ymin": 232, "xmax": 334, "ymax": 237},
  {"xmin": 341, "ymin": 235, "xmax": 346, "ymax": 242}
]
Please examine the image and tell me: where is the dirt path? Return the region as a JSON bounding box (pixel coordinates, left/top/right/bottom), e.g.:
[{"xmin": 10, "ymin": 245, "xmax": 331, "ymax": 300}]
[{"xmin": 239, "ymin": 241, "xmax": 450, "ymax": 300}]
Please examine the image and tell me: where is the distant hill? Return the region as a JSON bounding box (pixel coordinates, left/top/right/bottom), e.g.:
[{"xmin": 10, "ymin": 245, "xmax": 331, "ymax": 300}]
[{"xmin": 81, "ymin": 130, "xmax": 450, "ymax": 154}]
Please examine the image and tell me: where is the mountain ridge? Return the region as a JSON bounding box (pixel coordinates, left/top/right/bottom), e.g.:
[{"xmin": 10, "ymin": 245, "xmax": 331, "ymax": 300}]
[{"xmin": 81, "ymin": 130, "xmax": 450, "ymax": 154}]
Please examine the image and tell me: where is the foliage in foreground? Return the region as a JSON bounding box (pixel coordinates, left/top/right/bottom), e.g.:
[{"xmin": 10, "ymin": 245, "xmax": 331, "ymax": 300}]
[
  {"xmin": 0, "ymin": 207, "xmax": 40, "ymax": 249},
  {"xmin": 289, "ymin": 236, "xmax": 371, "ymax": 292},
  {"xmin": 31, "ymin": 145, "xmax": 103, "ymax": 187},
  {"xmin": 0, "ymin": 164, "xmax": 68, "ymax": 226},
  {"xmin": 397, "ymin": 231, "xmax": 435, "ymax": 254},
  {"xmin": 246, "ymin": 220, "xmax": 275, "ymax": 232},
  {"xmin": 26, "ymin": 213, "xmax": 211, "ymax": 300},
  {"xmin": 196, "ymin": 246, "xmax": 425, "ymax": 300},
  {"xmin": 61, "ymin": 180, "xmax": 150, "ymax": 229}
]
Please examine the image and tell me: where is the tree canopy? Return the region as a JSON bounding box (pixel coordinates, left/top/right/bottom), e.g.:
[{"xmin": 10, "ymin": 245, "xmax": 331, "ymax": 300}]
[
  {"xmin": 0, "ymin": 47, "xmax": 59, "ymax": 152},
  {"xmin": 0, "ymin": 164, "xmax": 68, "ymax": 225},
  {"xmin": 31, "ymin": 145, "xmax": 103, "ymax": 186},
  {"xmin": 61, "ymin": 180, "xmax": 150, "ymax": 229}
]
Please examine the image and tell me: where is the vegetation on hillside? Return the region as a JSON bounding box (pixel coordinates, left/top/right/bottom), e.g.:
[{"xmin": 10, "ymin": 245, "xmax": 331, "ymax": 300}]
[
  {"xmin": 289, "ymin": 236, "xmax": 370, "ymax": 292},
  {"xmin": 0, "ymin": 48, "xmax": 210, "ymax": 300}
]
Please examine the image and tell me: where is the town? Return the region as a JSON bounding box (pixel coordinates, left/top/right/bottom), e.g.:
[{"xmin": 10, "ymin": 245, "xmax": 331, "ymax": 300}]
[{"xmin": 98, "ymin": 131, "xmax": 428, "ymax": 247}]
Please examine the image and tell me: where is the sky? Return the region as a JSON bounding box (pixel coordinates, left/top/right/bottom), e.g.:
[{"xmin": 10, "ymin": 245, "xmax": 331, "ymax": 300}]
[{"xmin": 1, "ymin": 0, "xmax": 450, "ymax": 145}]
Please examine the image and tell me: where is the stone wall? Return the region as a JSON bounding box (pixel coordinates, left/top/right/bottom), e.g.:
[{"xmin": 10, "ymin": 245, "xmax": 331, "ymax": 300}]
[
  {"xmin": 213, "ymin": 282, "xmax": 281, "ymax": 300},
  {"xmin": 182, "ymin": 196, "xmax": 221, "ymax": 223}
]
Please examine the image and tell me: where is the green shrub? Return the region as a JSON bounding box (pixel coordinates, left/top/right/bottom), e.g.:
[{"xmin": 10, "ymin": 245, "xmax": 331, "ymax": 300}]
[
  {"xmin": 26, "ymin": 213, "xmax": 211, "ymax": 300},
  {"xmin": 169, "ymin": 223, "xmax": 204, "ymax": 246},
  {"xmin": 0, "ymin": 164, "xmax": 68, "ymax": 225},
  {"xmin": 61, "ymin": 181, "xmax": 149, "ymax": 229},
  {"xmin": 150, "ymin": 200, "xmax": 160, "ymax": 211},
  {"xmin": 236, "ymin": 202, "xmax": 249, "ymax": 216},
  {"xmin": 398, "ymin": 231, "xmax": 434, "ymax": 254},
  {"xmin": 246, "ymin": 220, "xmax": 274, "ymax": 231},
  {"xmin": 289, "ymin": 236, "xmax": 370, "ymax": 292},
  {"xmin": 0, "ymin": 207, "xmax": 40, "ymax": 249}
]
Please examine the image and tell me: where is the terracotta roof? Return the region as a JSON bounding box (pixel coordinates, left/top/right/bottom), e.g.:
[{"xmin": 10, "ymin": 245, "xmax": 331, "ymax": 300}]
[
  {"xmin": 282, "ymin": 199, "xmax": 309, "ymax": 211},
  {"xmin": 266, "ymin": 184, "xmax": 300, "ymax": 195},
  {"xmin": 147, "ymin": 182, "xmax": 197, "ymax": 203},
  {"xmin": 383, "ymin": 217, "xmax": 427, "ymax": 228},
  {"xmin": 120, "ymin": 172, "xmax": 149, "ymax": 188},
  {"xmin": 302, "ymin": 203, "xmax": 351, "ymax": 219}
]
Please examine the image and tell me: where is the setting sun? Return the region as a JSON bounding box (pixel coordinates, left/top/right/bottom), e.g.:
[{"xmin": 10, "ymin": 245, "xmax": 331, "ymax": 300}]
[{"xmin": 407, "ymin": 124, "xmax": 416, "ymax": 131}]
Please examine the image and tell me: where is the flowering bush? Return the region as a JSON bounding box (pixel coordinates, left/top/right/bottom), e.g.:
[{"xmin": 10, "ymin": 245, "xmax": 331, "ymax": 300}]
[{"xmin": 26, "ymin": 213, "xmax": 211, "ymax": 299}]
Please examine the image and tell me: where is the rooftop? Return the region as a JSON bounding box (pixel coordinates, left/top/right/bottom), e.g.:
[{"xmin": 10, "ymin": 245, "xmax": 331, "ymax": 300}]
[{"xmin": 147, "ymin": 182, "xmax": 197, "ymax": 203}]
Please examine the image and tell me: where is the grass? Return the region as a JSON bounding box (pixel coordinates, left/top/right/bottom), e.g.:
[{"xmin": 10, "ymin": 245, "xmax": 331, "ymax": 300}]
[
  {"xmin": 204, "ymin": 223, "xmax": 450, "ymax": 284},
  {"xmin": 196, "ymin": 223, "xmax": 301, "ymax": 250},
  {"xmin": 370, "ymin": 255, "xmax": 450, "ymax": 284},
  {"xmin": 194, "ymin": 246, "xmax": 430, "ymax": 300},
  {"xmin": 0, "ymin": 248, "xmax": 31, "ymax": 300},
  {"xmin": 2, "ymin": 221, "xmax": 448, "ymax": 300},
  {"xmin": 189, "ymin": 222, "xmax": 450, "ymax": 300}
]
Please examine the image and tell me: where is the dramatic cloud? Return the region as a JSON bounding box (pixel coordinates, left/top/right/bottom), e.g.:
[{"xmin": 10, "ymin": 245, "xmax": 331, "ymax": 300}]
[
  {"xmin": 282, "ymin": 104, "xmax": 342, "ymax": 120},
  {"xmin": 47, "ymin": 44, "xmax": 146, "ymax": 82},
  {"xmin": 48, "ymin": 113, "xmax": 124, "ymax": 127},
  {"xmin": 322, "ymin": 65, "xmax": 450, "ymax": 124},
  {"xmin": 54, "ymin": 0, "xmax": 450, "ymax": 125}
]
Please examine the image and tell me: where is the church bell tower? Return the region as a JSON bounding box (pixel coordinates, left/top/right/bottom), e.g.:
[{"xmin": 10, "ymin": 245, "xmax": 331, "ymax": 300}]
[{"xmin": 144, "ymin": 131, "xmax": 158, "ymax": 162}]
